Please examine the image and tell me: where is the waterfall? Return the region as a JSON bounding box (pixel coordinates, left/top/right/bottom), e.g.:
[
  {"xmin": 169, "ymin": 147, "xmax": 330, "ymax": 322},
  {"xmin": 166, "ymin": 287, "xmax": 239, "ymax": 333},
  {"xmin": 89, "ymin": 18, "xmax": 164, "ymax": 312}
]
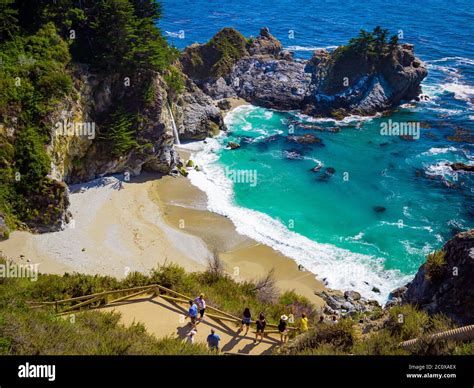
[{"xmin": 167, "ymin": 102, "xmax": 181, "ymax": 145}]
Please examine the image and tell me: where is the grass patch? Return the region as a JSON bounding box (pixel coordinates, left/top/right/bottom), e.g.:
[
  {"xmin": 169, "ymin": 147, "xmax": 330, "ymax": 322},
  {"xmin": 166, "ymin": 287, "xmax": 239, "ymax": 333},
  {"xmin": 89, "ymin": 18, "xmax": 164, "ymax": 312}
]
[{"xmin": 0, "ymin": 258, "xmax": 315, "ymax": 354}]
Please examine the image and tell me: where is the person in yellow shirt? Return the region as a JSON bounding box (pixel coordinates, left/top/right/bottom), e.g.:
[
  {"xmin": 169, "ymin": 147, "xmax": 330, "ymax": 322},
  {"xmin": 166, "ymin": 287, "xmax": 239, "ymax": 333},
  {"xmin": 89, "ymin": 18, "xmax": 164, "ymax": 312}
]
[{"xmin": 300, "ymin": 313, "xmax": 309, "ymax": 332}]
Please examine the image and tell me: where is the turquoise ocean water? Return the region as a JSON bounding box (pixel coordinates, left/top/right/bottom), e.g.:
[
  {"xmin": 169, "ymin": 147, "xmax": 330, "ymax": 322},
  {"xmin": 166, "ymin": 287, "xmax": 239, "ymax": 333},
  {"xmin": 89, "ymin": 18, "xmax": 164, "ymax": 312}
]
[{"xmin": 159, "ymin": 0, "xmax": 474, "ymax": 301}]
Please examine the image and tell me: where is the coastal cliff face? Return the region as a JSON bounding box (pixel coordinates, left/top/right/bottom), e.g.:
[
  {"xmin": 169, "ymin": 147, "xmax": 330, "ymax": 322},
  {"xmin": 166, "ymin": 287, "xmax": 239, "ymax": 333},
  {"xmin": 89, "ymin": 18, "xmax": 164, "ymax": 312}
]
[
  {"xmin": 60, "ymin": 69, "xmax": 224, "ymax": 183},
  {"xmin": 181, "ymin": 27, "xmax": 427, "ymax": 117},
  {"xmin": 394, "ymin": 230, "xmax": 474, "ymax": 325},
  {"xmin": 1, "ymin": 58, "xmax": 224, "ymax": 234}
]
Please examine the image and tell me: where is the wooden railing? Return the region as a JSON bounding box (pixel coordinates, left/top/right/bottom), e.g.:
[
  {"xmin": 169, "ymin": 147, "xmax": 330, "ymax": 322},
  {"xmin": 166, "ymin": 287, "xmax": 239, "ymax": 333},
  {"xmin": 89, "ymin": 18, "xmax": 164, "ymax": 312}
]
[
  {"xmin": 400, "ymin": 324, "xmax": 474, "ymax": 349},
  {"xmin": 28, "ymin": 283, "xmax": 297, "ymax": 330}
]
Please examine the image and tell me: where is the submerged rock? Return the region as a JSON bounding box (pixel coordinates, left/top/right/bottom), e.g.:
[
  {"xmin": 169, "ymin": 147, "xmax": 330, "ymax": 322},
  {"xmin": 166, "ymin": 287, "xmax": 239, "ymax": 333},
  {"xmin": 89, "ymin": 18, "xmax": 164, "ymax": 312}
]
[
  {"xmin": 317, "ymin": 167, "xmax": 336, "ymax": 182},
  {"xmin": 450, "ymin": 162, "xmax": 474, "ymax": 172},
  {"xmin": 287, "ymin": 134, "xmax": 323, "ymax": 145},
  {"xmin": 227, "ymin": 141, "xmax": 240, "ymax": 150}
]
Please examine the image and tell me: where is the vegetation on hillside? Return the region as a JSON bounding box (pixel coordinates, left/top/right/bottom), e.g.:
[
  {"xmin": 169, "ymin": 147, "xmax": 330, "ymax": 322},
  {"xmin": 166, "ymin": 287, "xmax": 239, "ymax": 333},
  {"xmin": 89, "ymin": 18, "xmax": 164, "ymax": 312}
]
[
  {"xmin": 425, "ymin": 249, "xmax": 446, "ymax": 280},
  {"xmin": 1, "ymin": 255, "xmax": 471, "ymax": 355},
  {"xmin": 333, "ymin": 26, "xmax": 399, "ymax": 64},
  {"xmin": 283, "ymin": 304, "xmax": 473, "ymax": 356},
  {"xmin": 347, "ymin": 26, "xmax": 399, "ymax": 59},
  {"xmin": 0, "ymin": 256, "xmax": 314, "ymax": 354},
  {"xmin": 181, "ymin": 27, "xmax": 249, "ymax": 80},
  {"xmin": 320, "ymin": 26, "xmax": 400, "ymax": 95}
]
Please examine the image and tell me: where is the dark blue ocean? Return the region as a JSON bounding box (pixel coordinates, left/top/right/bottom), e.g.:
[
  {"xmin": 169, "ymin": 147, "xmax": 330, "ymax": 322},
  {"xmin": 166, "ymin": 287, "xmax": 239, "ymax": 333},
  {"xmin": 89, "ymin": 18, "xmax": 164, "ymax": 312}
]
[{"xmin": 159, "ymin": 0, "xmax": 474, "ymax": 301}]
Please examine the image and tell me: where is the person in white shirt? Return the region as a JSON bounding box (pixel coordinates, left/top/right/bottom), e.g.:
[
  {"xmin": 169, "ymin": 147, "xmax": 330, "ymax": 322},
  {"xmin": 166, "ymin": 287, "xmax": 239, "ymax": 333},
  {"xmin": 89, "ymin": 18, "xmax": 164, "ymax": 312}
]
[
  {"xmin": 194, "ymin": 293, "xmax": 206, "ymax": 321},
  {"xmin": 186, "ymin": 329, "xmax": 197, "ymax": 344}
]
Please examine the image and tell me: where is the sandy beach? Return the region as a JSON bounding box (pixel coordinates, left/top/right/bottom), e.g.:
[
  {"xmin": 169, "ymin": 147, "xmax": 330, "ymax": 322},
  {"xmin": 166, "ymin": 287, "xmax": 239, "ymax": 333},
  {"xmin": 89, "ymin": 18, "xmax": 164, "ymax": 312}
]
[{"xmin": 0, "ymin": 174, "xmax": 211, "ymax": 277}]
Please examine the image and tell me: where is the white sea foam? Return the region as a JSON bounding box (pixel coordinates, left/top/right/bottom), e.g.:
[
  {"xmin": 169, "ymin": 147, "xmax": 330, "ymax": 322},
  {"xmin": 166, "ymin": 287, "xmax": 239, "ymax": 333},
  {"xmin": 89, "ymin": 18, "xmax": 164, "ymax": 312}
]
[
  {"xmin": 424, "ymin": 161, "xmax": 457, "ymax": 179},
  {"xmin": 292, "ymin": 111, "xmax": 381, "ymax": 125},
  {"xmin": 185, "ymin": 135, "xmax": 411, "ymax": 303},
  {"xmin": 224, "ymin": 105, "xmax": 259, "ymax": 126},
  {"xmin": 421, "ymin": 146, "xmax": 458, "ymax": 156},
  {"xmin": 440, "ymin": 82, "xmax": 474, "ymax": 102},
  {"xmin": 379, "ymin": 221, "xmax": 433, "ymax": 233},
  {"xmin": 164, "ymin": 31, "xmax": 182, "ymax": 38},
  {"xmin": 284, "ymin": 45, "xmax": 338, "ymax": 52},
  {"xmin": 401, "ymin": 240, "xmax": 433, "ymax": 257},
  {"xmin": 264, "ymin": 110, "xmax": 274, "ymax": 119},
  {"xmin": 427, "ymin": 56, "xmax": 474, "ymax": 66}
]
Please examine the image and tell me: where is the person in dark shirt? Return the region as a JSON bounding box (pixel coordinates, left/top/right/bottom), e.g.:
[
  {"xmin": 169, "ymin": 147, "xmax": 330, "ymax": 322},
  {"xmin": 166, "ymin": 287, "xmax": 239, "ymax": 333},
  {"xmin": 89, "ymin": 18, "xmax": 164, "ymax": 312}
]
[
  {"xmin": 254, "ymin": 313, "xmax": 266, "ymax": 343},
  {"xmin": 238, "ymin": 307, "xmax": 252, "ymax": 336},
  {"xmin": 278, "ymin": 315, "xmax": 289, "ymax": 344}
]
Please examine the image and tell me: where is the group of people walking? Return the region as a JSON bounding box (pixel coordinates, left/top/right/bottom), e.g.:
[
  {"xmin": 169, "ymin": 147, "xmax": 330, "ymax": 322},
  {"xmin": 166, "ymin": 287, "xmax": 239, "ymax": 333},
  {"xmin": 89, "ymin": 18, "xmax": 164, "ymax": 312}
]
[{"xmin": 185, "ymin": 293, "xmax": 313, "ymax": 352}]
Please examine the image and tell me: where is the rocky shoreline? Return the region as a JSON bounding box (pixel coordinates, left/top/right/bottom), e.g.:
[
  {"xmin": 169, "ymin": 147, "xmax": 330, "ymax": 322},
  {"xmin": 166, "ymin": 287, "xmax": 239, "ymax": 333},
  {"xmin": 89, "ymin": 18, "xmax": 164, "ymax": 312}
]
[{"xmin": 181, "ymin": 27, "xmax": 427, "ymax": 117}]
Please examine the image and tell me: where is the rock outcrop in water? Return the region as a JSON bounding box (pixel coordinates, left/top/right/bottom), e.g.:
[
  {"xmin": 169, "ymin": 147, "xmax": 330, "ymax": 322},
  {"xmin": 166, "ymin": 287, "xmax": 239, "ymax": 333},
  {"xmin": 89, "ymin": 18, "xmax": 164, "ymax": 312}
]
[
  {"xmin": 393, "ymin": 230, "xmax": 474, "ymax": 325},
  {"xmin": 181, "ymin": 27, "xmax": 427, "ymax": 117}
]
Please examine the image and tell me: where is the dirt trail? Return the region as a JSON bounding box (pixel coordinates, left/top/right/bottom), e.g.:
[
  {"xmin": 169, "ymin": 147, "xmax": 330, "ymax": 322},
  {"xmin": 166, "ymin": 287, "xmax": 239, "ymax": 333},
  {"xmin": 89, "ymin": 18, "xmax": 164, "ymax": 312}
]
[{"xmin": 99, "ymin": 294, "xmax": 282, "ymax": 355}]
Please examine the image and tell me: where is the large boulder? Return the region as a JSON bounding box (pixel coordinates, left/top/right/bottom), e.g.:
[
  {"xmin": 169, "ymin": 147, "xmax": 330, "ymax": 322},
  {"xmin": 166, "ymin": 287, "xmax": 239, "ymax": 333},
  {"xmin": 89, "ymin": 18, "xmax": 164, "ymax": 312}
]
[
  {"xmin": 397, "ymin": 230, "xmax": 474, "ymax": 325},
  {"xmin": 248, "ymin": 27, "xmax": 282, "ymax": 57},
  {"xmin": 172, "ymin": 78, "xmax": 225, "ymax": 140},
  {"xmin": 302, "ymin": 43, "xmax": 428, "ymax": 116}
]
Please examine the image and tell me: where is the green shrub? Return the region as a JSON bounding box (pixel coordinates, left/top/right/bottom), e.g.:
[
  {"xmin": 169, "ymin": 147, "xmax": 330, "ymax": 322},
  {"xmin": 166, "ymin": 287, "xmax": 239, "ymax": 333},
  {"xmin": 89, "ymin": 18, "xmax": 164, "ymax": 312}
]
[
  {"xmin": 386, "ymin": 305, "xmax": 430, "ymax": 341},
  {"xmin": 283, "ymin": 319, "xmax": 355, "ymax": 354},
  {"xmin": 425, "ymin": 250, "xmax": 446, "ymax": 280},
  {"xmin": 164, "ymin": 65, "xmax": 185, "ymax": 94},
  {"xmin": 102, "ymin": 107, "xmax": 139, "ymax": 156},
  {"xmin": 353, "ymin": 329, "xmax": 408, "ymax": 355},
  {"xmin": 453, "ymin": 342, "xmax": 474, "ymax": 355},
  {"xmin": 0, "ymin": 307, "xmax": 209, "ymax": 355}
]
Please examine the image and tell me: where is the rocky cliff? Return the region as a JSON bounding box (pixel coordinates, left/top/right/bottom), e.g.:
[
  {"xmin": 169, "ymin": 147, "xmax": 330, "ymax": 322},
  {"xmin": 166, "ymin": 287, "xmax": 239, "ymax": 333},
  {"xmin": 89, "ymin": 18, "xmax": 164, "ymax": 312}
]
[
  {"xmin": 59, "ymin": 69, "xmax": 224, "ymax": 183},
  {"xmin": 393, "ymin": 230, "xmax": 474, "ymax": 325},
  {"xmin": 181, "ymin": 27, "xmax": 427, "ymax": 117}
]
